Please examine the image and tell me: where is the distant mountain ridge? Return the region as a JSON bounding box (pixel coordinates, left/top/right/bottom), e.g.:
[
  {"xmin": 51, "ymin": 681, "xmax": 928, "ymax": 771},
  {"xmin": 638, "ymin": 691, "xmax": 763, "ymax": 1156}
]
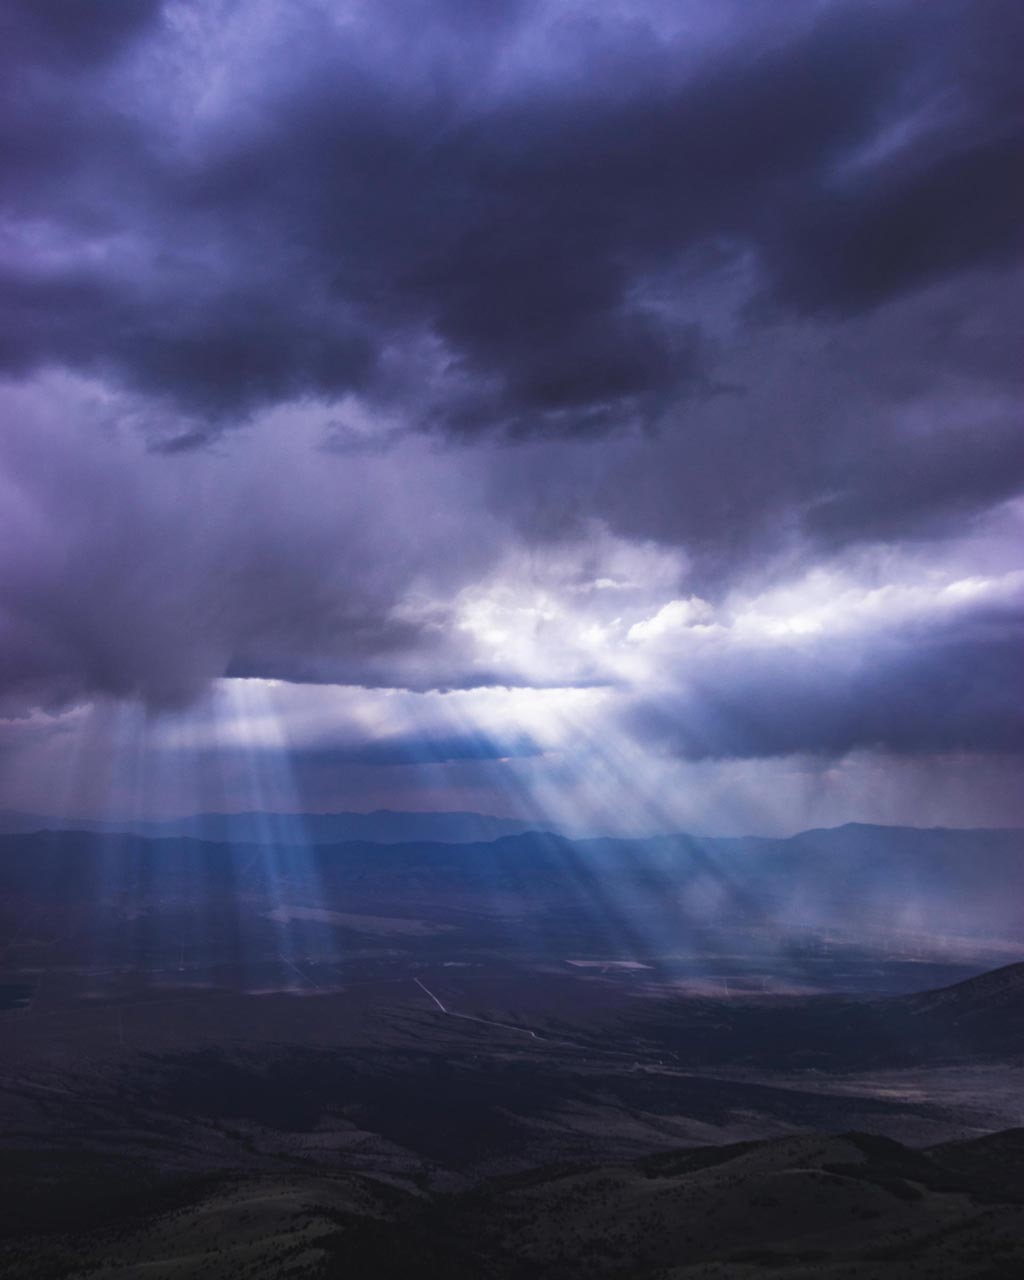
[
  {"xmin": 0, "ymin": 807, "xmax": 563, "ymax": 845},
  {"xmin": 2, "ymin": 822, "xmax": 1023, "ymax": 953},
  {"xmin": 1, "ymin": 808, "xmax": 1021, "ymax": 847}
]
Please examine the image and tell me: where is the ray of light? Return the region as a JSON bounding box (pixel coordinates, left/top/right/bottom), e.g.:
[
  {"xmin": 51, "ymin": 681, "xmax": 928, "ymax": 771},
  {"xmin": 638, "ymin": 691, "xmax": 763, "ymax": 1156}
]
[{"xmin": 216, "ymin": 679, "xmax": 340, "ymax": 990}]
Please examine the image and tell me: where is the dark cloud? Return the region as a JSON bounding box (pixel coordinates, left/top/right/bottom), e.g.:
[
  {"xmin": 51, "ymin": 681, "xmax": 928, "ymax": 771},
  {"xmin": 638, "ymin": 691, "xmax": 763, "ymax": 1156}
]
[
  {"xmin": 0, "ymin": 0, "xmax": 163, "ymax": 70},
  {"xmin": 0, "ymin": 396, "xmax": 506, "ymax": 714},
  {"xmin": 623, "ymin": 602, "xmax": 1024, "ymax": 760},
  {"xmin": 476, "ymin": 257, "xmax": 1024, "ymax": 583},
  {"xmin": 0, "ymin": 0, "xmax": 1021, "ymax": 806},
  {"xmin": 772, "ymin": 134, "xmax": 1024, "ymax": 315},
  {"xmin": 804, "ymin": 417, "xmax": 1024, "ymax": 547},
  {"xmin": 0, "ymin": 0, "xmax": 1020, "ymax": 438}
]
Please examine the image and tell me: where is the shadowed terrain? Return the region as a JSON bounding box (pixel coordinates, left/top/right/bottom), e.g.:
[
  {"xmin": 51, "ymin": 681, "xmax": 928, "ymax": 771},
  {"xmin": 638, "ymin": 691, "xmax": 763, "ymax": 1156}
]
[
  {"xmin": 2, "ymin": 824, "xmax": 1024, "ymax": 1275},
  {"xmin": 4, "ymin": 1124, "xmax": 1024, "ymax": 1278}
]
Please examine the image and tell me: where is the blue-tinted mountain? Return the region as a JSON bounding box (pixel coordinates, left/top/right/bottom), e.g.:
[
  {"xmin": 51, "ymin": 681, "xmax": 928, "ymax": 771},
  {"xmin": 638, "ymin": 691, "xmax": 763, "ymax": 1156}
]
[{"xmin": 0, "ymin": 807, "xmax": 561, "ymax": 844}]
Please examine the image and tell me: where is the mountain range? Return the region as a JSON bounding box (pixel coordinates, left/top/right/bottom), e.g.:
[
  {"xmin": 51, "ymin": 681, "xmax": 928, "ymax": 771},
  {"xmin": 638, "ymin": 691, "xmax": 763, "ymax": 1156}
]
[
  {"xmin": 2, "ymin": 821, "xmax": 1022, "ymax": 955},
  {"xmin": 0, "ymin": 807, "xmax": 561, "ymax": 844}
]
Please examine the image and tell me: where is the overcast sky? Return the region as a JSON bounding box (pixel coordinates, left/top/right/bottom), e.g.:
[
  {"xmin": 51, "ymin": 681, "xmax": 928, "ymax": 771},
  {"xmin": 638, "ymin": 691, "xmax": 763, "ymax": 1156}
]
[{"xmin": 0, "ymin": 0, "xmax": 1021, "ymax": 833}]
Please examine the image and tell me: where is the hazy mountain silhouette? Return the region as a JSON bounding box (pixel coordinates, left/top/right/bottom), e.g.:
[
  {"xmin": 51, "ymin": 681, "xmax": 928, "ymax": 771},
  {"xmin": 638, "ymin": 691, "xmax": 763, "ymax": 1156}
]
[
  {"xmin": 0, "ymin": 807, "xmax": 561, "ymax": 844},
  {"xmin": 2, "ymin": 822, "xmax": 1023, "ymax": 948}
]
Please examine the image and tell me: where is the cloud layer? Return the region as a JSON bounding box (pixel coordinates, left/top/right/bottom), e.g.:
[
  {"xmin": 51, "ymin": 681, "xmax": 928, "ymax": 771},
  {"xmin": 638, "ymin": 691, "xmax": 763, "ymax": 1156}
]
[
  {"xmin": 3, "ymin": 0, "xmax": 1021, "ymax": 436},
  {"xmin": 0, "ymin": 0, "xmax": 1021, "ymax": 825}
]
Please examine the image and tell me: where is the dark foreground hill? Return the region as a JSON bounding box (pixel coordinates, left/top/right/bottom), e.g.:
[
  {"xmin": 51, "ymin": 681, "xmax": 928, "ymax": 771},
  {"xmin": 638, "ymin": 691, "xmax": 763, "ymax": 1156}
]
[
  {"xmin": 608, "ymin": 961, "xmax": 1024, "ymax": 1070},
  {"xmin": 4, "ymin": 1127, "xmax": 1024, "ymax": 1278},
  {"xmin": 0, "ymin": 964, "xmax": 1023, "ymax": 1274},
  {"xmin": 2, "ymin": 962, "xmax": 1024, "ymax": 1275}
]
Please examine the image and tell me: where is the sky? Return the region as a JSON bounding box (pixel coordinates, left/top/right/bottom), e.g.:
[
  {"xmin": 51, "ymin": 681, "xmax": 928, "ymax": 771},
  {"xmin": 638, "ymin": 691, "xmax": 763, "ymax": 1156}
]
[{"xmin": 0, "ymin": 0, "xmax": 1021, "ymax": 835}]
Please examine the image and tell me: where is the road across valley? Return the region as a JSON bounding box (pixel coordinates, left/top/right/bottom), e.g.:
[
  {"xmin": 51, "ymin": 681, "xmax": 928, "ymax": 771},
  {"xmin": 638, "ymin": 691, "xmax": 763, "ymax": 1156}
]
[{"xmin": 412, "ymin": 975, "xmax": 547, "ymax": 1040}]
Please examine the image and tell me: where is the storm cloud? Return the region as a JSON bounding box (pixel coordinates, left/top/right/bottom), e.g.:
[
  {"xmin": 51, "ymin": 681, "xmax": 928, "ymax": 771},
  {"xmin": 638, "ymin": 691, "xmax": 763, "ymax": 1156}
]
[
  {"xmin": 0, "ymin": 0, "xmax": 1021, "ymax": 826},
  {"xmin": 622, "ymin": 590, "xmax": 1024, "ymax": 760},
  {"xmin": 2, "ymin": 0, "xmax": 1021, "ymax": 435}
]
